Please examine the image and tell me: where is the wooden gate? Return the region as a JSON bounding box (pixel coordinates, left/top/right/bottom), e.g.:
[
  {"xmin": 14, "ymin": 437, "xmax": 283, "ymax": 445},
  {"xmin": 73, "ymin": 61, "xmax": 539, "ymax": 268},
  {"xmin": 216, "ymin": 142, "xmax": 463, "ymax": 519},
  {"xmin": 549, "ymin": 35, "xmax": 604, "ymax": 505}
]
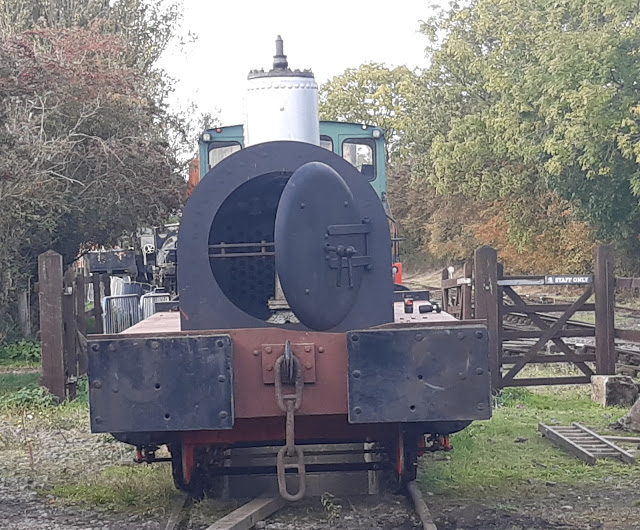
[
  {"xmin": 38, "ymin": 250, "xmax": 111, "ymax": 402},
  {"xmin": 448, "ymin": 245, "xmax": 618, "ymax": 390}
]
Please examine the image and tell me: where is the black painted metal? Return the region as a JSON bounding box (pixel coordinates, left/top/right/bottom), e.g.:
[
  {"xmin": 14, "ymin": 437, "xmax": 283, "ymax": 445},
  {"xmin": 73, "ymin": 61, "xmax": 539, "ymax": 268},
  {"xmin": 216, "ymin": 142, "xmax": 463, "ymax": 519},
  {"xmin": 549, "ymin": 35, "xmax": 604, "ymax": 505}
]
[
  {"xmin": 178, "ymin": 141, "xmax": 393, "ymax": 332},
  {"xmin": 87, "ymin": 250, "xmax": 137, "ymax": 275},
  {"xmin": 393, "ymin": 290, "xmax": 431, "ymax": 302},
  {"xmin": 275, "ymin": 162, "xmax": 372, "ymax": 330},
  {"xmin": 198, "ymin": 461, "xmax": 391, "ymax": 476},
  {"xmin": 347, "ymin": 326, "xmax": 491, "ymax": 424},
  {"xmin": 248, "ymin": 36, "xmax": 313, "ymax": 79},
  {"xmin": 88, "ymin": 335, "xmax": 233, "ymax": 433}
]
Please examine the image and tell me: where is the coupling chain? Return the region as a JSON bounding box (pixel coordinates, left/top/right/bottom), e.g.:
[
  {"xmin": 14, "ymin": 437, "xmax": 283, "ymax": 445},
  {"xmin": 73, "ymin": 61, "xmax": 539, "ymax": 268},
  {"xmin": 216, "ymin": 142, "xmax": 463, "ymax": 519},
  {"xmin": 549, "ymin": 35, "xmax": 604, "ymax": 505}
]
[{"xmin": 274, "ymin": 343, "xmax": 306, "ymax": 501}]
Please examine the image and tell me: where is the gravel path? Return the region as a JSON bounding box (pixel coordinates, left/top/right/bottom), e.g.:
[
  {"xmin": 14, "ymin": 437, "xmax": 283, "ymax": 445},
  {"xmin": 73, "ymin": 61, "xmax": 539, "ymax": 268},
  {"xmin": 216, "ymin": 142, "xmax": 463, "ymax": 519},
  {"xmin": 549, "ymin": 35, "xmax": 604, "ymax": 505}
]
[
  {"xmin": 0, "ymin": 410, "xmax": 164, "ymax": 530},
  {"xmin": 0, "ymin": 475, "xmax": 160, "ymax": 530}
]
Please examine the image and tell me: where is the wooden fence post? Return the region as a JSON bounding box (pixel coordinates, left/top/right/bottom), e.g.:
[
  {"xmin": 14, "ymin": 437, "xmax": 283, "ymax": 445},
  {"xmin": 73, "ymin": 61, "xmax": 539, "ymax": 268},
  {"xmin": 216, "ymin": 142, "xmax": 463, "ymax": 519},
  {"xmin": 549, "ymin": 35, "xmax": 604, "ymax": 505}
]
[
  {"xmin": 462, "ymin": 261, "xmax": 473, "ymax": 320},
  {"xmin": 75, "ymin": 271, "xmax": 88, "ymax": 375},
  {"xmin": 101, "ymin": 273, "xmax": 111, "ymax": 297},
  {"xmin": 63, "ymin": 268, "xmax": 77, "ymax": 400},
  {"xmin": 441, "ymin": 268, "xmax": 449, "ymax": 313},
  {"xmin": 92, "ymin": 273, "xmax": 104, "ymax": 334},
  {"xmin": 17, "ymin": 288, "xmax": 31, "ymax": 337},
  {"xmin": 38, "ymin": 251, "xmax": 66, "ymax": 402},
  {"xmin": 594, "ymin": 244, "xmax": 616, "ymax": 374},
  {"xmin": 474, "ymin": 246, "xmax": 501, "ymax": 391}
]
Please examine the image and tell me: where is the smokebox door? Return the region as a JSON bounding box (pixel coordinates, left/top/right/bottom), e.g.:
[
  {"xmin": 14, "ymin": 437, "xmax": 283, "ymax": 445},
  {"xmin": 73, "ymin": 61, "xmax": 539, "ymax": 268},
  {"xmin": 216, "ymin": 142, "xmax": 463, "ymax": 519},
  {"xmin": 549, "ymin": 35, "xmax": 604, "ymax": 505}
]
[{"xmin": 275, "ymin": 161, "xmax": 372, "ymax": 330}]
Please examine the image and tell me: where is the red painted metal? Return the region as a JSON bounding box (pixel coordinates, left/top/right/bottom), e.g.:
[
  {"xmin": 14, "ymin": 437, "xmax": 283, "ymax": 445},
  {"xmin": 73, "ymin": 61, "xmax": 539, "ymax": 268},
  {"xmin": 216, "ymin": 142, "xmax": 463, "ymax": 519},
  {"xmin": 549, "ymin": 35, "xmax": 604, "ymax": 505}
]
[
  {"xmin": 183, "ymin": 415, "xmax": 396, "ymax": 447},
  {"xmin": 183, "ymin": 443, "xmax": 194, "ymax": 483},
  {"xmin": 101, "ymin": 327, "xmax": 394, "ymax": 450},
  {"xmin": 260, "ymin": 343, "xmax": 316, "ymax": 384},
  {"xmin": 393, "ymin": 262, "xmax": 403, "ymax": 284},
  {"xmin": 229, "ymin": 328, "xmax": 347, "ymax": 418}
]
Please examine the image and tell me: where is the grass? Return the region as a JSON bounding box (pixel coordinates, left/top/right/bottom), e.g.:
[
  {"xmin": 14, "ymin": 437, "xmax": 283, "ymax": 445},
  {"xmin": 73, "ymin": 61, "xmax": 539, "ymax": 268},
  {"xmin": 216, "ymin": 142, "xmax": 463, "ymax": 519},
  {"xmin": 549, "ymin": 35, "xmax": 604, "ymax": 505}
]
[
  {"xmin": 0, "ymin": 339, "xmax": 41, "ymax": 372},
  {"xmin": 51, "ymin": 462, "xmax": 236, "ymax": 522},
  {"xmin": 0, "ymin": 372, "xmax": 40, "ymax": 395},
  {"xmin": 50, "ymin": 464, "xmax": 177, "ymax": 515},
  {"xmin": 42, "ymin": 383, "xmax": 640, "ymax": 517},
  {"xmin": 0, "ymin": 371, "xmax": 88, "ymax": 410},
  {"xmin": 50, "ymin": 458, "xmax": 234, "ymax": 521},
  {"xmin": 419, "ymin": 385, "xmax": 640, "ymax": 499},
  {"xmin": 0, "ymin": 360, "xmax": 40, "ymax": 371},
  {"xmin": 2, "ymin": 360, "xmax": 638, "ymax": 518}
]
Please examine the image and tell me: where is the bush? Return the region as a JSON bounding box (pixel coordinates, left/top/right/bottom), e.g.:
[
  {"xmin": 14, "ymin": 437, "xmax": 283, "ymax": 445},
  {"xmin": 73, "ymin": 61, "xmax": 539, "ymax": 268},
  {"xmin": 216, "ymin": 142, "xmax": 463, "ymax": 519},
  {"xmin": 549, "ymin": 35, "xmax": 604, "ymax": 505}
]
[
  {"xmin": 0, "ymin": 340, "xmax": 41, "ymax": 364},
  {"xmin": 0, "ymin": 314, "xmax": 22, "ymax": 345},
  {"xmin": 0, "ymin": 385, "xmax": 56, "ymax": 410}
]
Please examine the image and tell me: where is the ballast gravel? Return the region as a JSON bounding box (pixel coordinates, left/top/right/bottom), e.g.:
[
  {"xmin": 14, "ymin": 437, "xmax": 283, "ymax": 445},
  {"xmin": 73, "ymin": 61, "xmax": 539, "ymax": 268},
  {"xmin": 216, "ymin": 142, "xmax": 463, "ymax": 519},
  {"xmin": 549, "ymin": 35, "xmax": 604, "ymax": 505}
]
[{"xmin": 0, "ymin": 411, "xmax": 163, "ymax": 530}]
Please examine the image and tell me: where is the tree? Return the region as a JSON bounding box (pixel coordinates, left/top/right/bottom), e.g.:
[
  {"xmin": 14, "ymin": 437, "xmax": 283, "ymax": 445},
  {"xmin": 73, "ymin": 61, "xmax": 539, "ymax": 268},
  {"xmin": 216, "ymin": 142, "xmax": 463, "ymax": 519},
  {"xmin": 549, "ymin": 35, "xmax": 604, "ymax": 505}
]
[
  {"xmin": 419, "ymin": 0, "xmax": 640, "ymax": 253},
  {"xmin": 0, "ymin": 3, "xmax": 189, "ymax": 340},
  {"xmin": 319, "ymin": 63, "xmax": 420, "ymax": 160}
]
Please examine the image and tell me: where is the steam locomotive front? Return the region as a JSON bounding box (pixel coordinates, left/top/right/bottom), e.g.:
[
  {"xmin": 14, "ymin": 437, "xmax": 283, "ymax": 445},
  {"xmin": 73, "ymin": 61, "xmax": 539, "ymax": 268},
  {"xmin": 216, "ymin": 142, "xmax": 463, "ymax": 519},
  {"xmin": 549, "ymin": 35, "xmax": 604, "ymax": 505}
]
[{"xmin": 87, "ymin": 38, "xmax": 492, "ymax": 500}]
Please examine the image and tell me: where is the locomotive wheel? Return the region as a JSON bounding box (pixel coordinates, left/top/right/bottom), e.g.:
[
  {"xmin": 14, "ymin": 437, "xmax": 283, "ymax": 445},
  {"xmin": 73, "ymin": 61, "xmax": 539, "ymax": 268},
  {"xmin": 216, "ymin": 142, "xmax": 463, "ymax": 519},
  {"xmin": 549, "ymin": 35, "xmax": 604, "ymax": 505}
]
[
  {"xmin": 387, "ymin": 429, "xmax": 420, "ymax": 491},
  {"xmin": 170, "ymin": 443, "xmax": 225, "ymax": 499}
]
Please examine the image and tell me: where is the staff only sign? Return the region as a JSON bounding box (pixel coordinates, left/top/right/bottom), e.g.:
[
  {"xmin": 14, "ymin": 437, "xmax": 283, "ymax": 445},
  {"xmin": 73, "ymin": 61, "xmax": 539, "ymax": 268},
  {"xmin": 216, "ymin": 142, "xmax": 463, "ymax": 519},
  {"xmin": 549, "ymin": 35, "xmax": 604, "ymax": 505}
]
[{"xmin": 544, "ymin": 275, "xmax": 593, "ymax": 285}]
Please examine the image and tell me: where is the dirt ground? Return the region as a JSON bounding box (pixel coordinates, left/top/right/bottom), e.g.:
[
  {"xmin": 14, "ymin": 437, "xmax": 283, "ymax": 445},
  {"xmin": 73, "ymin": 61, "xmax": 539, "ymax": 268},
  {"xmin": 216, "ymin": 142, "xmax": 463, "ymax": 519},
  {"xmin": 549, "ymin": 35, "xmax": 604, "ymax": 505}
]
[
  {"xmin": 0, "ymin": 406, "xmax": 165, "ymax": 530},
  {"xmin": 1, "ymin": 418, "xmax": 640, "ymax": 529},
  {"xmin": 203, "ymin": 484, "xmax": 640, "ymax": 530},
  {"xmin": 431, "ymin": 486, "xmax": 640, "ymax": 530}
]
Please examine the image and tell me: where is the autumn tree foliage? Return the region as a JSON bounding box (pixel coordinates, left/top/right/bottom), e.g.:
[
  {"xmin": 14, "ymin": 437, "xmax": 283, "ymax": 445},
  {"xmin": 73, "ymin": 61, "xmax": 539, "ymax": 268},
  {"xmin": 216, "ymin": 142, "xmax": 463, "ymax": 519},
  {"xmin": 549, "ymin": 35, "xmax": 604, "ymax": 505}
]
[
  {"xmin": 418, "ymin": 0, "xmax": 640, "ymax": 268},
  {"xmin": 0, "ymin": 16, "xmax": 186, "ymax": 338},
  {"xmin": 321, "ymin": 0, "xmax": 640, "ymax": 275}
]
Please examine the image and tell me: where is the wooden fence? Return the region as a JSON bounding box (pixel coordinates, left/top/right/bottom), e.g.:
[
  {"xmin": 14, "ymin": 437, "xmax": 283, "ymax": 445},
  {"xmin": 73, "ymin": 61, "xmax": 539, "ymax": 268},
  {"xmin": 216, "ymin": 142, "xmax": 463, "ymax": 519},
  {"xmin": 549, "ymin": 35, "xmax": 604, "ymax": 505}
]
[
  {"xmin": 37, "ymin": 244, "xmax": 640, "ymax": 399},
  {"xmin": 440, "ymin": 262, "xmax": 473, "ymax": 320},
  {"xmin": 38, "ymin": 250, "xmax": 111, "ymax": 402},
  {"xmin": 441, "ymin": 244, "xmax": 636, "ymax": 390}
]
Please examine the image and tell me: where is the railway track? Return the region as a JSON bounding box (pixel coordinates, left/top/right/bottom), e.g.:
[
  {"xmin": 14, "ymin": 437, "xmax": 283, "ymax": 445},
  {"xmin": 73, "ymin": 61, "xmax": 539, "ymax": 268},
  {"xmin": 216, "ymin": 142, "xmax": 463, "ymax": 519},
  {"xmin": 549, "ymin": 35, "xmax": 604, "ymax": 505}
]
[
  {"xmin": 501, "ymin": 303, "xmax": 640, "ymax": 378},
  {"xmin": 425, "ymin": 285, "xmax": 640, "ymax": 360},
  {"xmin": 164, "ymin": 482, "xmax": 439, "ymax": 530},
  {"xmin": 503, "ymin": 310, "xmax": 640, "ymax": 353},
  {"xmin": 425, "ymin": 281, "xmax": 640, "ymax": 371}
]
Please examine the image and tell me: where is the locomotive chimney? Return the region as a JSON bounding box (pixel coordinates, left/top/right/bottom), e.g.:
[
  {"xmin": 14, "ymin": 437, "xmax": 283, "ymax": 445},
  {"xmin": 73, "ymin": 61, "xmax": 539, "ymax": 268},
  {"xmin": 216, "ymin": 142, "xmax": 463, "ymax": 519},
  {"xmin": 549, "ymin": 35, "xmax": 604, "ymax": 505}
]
[
  {"xmin": 273, "ymin": 35, "xmax": 288, "ymax": 70},
  {"xmin": 243, "ymin": 36, "xmax": 320, "ymax": 147}
]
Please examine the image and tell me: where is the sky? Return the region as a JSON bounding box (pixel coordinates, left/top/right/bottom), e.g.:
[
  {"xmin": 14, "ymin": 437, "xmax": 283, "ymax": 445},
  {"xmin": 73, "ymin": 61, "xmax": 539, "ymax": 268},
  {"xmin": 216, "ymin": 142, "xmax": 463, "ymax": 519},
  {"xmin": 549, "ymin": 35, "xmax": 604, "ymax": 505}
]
[{"xmin": 159, "ymin": 0, "xmax": 441, "ymax": 124}]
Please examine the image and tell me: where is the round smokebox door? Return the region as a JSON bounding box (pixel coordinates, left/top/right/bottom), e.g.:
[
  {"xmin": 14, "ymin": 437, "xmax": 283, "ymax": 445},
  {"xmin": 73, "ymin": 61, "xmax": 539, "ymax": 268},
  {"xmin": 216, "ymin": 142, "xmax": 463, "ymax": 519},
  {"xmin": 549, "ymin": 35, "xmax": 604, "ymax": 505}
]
[{"xmin": 275, "ymin": 161, "xmax": 369, "ymax": 330}]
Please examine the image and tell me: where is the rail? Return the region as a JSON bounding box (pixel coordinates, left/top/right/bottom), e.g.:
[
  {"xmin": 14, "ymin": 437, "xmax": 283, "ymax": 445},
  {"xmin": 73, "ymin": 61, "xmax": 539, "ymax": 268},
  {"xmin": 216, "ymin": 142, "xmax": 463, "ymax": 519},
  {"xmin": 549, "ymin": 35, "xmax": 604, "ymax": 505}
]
[{"xmin": 164, "ymin": 484, "xmax": 441, "ymax": 530}]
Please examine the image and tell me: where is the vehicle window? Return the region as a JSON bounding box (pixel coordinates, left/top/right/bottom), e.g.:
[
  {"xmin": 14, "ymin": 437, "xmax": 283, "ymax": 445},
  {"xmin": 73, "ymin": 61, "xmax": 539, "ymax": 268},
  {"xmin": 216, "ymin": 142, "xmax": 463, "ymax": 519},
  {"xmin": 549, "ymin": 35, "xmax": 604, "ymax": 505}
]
[
  {"xmin": 320, "ymin": 135, "xmax": 333, "ymax": 152},
  {"xmin": 208, "ymin": 141, "xmax": 242, "ymax": 169},
  {"xmin": 342, "ymin": 138, "xmax": 375, "ymax": 180}
]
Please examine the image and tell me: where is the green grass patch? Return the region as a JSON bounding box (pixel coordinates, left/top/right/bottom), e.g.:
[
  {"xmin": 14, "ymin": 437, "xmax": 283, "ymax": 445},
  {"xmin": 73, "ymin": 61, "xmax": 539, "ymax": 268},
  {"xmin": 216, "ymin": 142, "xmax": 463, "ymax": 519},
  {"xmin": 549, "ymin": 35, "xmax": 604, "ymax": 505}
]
[
  {"xmin": 0, "ymin": 372, "xmax": 40, "ymax": 395},
  {"xmin": 50, "ymin": 459, "xmax": 235, "ymax": 520},
  {"xmin": 0, "ymin": 361, "xmax": 40, "ymax": 371},
  {"xmin": 50, "ymin": 464, "xmax": 176, "ymax": 515},
  {"xmin": 0, "ymin": 372, "xmax": 87, "ymax": 411},
  {"xmin": 0, "ymin": 385, "xmax": 56, "ymax": 410},
  {"xmin": 419, "ymin": 386, "xmax": 639, "ymax": 499},
  {"xmin": 0, "ymin": 368, "xmax": 57, "ymax": 411}
]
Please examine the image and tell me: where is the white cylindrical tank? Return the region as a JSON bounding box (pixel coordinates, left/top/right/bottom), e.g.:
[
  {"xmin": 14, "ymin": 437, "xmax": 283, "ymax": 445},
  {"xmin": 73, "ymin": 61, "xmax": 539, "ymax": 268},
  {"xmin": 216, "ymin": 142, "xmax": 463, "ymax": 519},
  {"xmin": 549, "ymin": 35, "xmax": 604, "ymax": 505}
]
[{"xmin": 244, "ymin": 37, "xmax": 320, "ymax": 147}]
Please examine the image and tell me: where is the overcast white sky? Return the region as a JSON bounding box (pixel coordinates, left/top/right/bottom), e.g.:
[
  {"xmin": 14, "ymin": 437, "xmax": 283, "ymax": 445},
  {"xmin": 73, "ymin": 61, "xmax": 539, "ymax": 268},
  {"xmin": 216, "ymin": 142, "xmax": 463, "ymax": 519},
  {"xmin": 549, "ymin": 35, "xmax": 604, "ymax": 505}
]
[{"xmin": 159, "ymin": 0, "xmax": 440, "ymax": 124}]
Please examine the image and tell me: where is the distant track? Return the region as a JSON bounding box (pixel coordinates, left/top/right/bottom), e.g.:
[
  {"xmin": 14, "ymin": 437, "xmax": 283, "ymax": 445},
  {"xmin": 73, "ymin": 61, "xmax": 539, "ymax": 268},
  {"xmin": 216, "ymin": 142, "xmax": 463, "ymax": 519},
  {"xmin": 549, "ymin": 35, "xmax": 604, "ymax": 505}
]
[{"xmin": 502, "ymin": 308, "xmax": 640, "ymax": 374}]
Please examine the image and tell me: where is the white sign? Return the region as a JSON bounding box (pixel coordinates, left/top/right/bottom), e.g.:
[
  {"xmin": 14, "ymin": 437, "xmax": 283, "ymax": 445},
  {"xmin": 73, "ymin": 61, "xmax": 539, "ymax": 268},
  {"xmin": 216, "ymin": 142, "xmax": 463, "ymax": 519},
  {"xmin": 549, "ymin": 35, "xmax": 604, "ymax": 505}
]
[{"xmin": 544, "ymin": 275, "xmax": 592, "ymax": 285}]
